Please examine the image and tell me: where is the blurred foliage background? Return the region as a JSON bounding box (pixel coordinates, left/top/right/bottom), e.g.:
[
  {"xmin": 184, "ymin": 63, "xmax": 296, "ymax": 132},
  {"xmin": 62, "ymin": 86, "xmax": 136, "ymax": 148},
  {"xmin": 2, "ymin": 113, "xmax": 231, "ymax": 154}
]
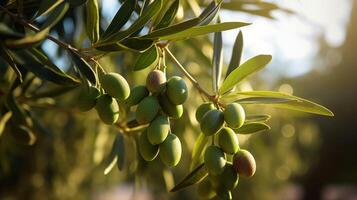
[{"xmin": 0, "ymin": 0, "xmax": 356, "ymax": 200}]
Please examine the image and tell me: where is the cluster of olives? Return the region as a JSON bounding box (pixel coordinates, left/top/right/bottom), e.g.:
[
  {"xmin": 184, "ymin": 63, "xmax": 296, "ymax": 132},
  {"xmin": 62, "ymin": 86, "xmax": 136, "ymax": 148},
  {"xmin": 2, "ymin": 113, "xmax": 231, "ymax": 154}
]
[
  {"xmin": 195, "ymin": 102, "xmax": 257, "ymax": 199},
  {"xmin": 78, "ymin": 72, "xmax": 130, "ymax": 125},
  {"xmin": 125, "ymin": 70, "xmax": 188, "ymax": 167}
]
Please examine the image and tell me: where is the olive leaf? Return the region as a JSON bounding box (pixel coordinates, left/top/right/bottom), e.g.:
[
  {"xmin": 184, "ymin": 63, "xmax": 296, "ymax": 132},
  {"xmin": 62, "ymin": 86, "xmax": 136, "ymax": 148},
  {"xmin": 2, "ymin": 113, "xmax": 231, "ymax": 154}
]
[
  {"xmin": 223, "ymin": 90, "xmax": 334, "ymax": 116},
  {"xmin": 96, "ymin": 37, "xmax": 154, "ymax": 52},
  {"xmin": 225, "ymin": 31, "xmax": 243, "ymax": 78},
  {"xmin": 245, "ymin": 114, "xmax": 271, "ymax": 123},
  {"xmin": 0, "ymin": 44, "xmax": 23, "ymax": 82},
  {"xmin": 85, "ymin": 0, "xmax": 100, "ymax": 43},
  {"xmin": 234, "ymin": 122, "xmax": 271, "ymax": 135},
  {"xmin": 212, "ymin": 17, "xmax": 223, "ymax": 93},
  {"xmin": 170, "ymin": 163, "xmax": 208, "ymax": 192},
  {"xmin": 104, "ymin": 133, "xmax": 125, "ymax": 175},
  {"xmin": 133, "ymin": 45, "xmax": 159, "ymax": 71},
  {"xmin": 0, "ymin": 111, "xmax": 12, "ymax": 137},
  {"xmin": 236, "ymin": 97, "xmax": 294, "ymax": 104},
  {"xmin": 70, "ymin": 52, "xmax": 96, "ymax": 85},
  {"xmin": 33, "ymin": 0, "xmax": 64, "ymax": 19},
  {"xmin": 40, "ymin": 2, "xmax": 69, "ymax": 30},
  {"xmin": 153, "ymin": 0, "xmax": 179, "ymax": 30},
  {"xmin": 190, "ymin": 133, "xmax": 209, "ymax": 170},
  {"xmin": 5, "ymin": 28, "xmax": 49, "ymax": 49},
  {"xmin": 101, "ymin": 0, "xmax": 136, "ymax": 40},
  {"xmin": 219, "ymin": 54, "xmax": 272, "ymax": 95},
  {"xmin": 0, "ymin": 23, "xmax": 23, "ymax": 39}
]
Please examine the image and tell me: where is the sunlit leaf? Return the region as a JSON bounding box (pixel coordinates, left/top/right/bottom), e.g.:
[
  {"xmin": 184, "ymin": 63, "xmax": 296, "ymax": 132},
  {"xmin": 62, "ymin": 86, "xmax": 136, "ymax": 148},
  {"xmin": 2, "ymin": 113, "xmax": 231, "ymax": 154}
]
[
  {"xmin": 190, "ymin": 133, "xmax": 209, "ymax": 170},
  {"xmin": 154, "ymin": 0, "xmax": 179, "ymax": 30},
  {"xmin": 0, "ymin": 112, "xmax": 12, "ymax": 137},
  {"xmin": 101, "ymin": 0, "xmax": 136, "ymax": 39},
  {"xmin": 41, "ymin": 2, "xmax": 69, "ymax": 30},
  {"xmin": 133, "ymin": 45, "xmax": 158, "ymax": 71},
  {"xmin": 212, "ymin": 18, "xmax": 223, "ymax": 92},
  {"xmin": 225, "ymin": 31, "xmax": 243, "ymax": 78},
  {"xmin": 219, "ymin": 55, "xmax": 272, "ymax": 95},
  {"xmin": 33, "ymin": 0, "xmax": 63, "ymax": 19},
  {"xmin": 5, "ymin": 28, "xmax": 49, "ymax": 49},
  {"xmin": 234, "ymin": 122, "xmax": 270, "ymax": 134},
  {"xmin": 236, "ymin": 97, "xmax": 294, "ymax": 104},
  {"xmin": 159, "ymin": 22, "xmax": 250, "ymax": 41},
  {"xmin": 225, "ymin": 91, "xmax": 334, "ymax": 116},
  {"xmin": 104, "ymin": 134, "xmax": 125, "ymax": 175},
  {"xmin": 245, "ymin": 114, "xmax": 271, "ymax": 123},
  {"xmin": 85, "ymin": 0, "xmax": 100, "ymax": 43},
  {"xmin": 96, "ymin": 37, "xmax": 154, "ymax": 52},
  {"xmin": 170, "ymin": 163, "xmax": 208, "ymax": 192}
]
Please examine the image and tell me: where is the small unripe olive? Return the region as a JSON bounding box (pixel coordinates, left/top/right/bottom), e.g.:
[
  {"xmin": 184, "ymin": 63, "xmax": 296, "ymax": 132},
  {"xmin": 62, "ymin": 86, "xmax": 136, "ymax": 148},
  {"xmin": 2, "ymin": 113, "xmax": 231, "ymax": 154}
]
[
  {"xmin": 200, "ymin": 110, "xmax": 224, "ymax": 136},
  {"xmin": 209, "ymin": 164, "xmax": 238, "ymax": 190},
  {"xmin": 233, "ymin": 149, "xmax": 256, "ymax": 178},
  {"xmin": 224, "ymin": 103, "xmax": 245, "ymax": 128},
  {"xmin": 216, "ymin": 189, "xmax": 232, "ymax": 200},
  {"xmin": 166, "ymin": 76, "xmax": 188, "ymax": 105},
  {"xmin": 100, "ymin": 72, "xmax": 130, "ymax": 100},
  {"xmin": 197, "ymin": 179, "xmax": 216, "ymax": 199},
  {"xmin": 147, "ymin": 116, "xmax": 170, "ymax": 145},
  {"xmin": 138, "ymin": 130, "xmax": 159, "ymax": 161},
  {"xmin": 159, "ymin": 133, "xmax": 182, "ymax": 167},
  {"xmin": 77, "ymin": 85, "xmax": 100, "ymax": 111},
  {"xmin": 136, "ymin": 96, "xmax": 159, "ymax": 124},
  {"xmin": 204, "ymin": 145, "xmax": 226, "ymax": 175},
  {"xmin": 125, "ymin": 85, "xmax": 149, "ymax": 107},
  {"xmin": 95, "ymin": 94, "xmax": 120, "ymax": 124},
  {"xmin": 195, "ymin": 102, "xmax": 215, "ymax": 122},
  {"xmin": 158, "ymin": 94, "xmax": 183, "ymax": 119},
  {"xmin": 218, "ymin": 127, "xmax": 239, "ymax": 154},
  {"xmin": 146, "ymin": 70, "xmax": 166, "ymax": 93}
]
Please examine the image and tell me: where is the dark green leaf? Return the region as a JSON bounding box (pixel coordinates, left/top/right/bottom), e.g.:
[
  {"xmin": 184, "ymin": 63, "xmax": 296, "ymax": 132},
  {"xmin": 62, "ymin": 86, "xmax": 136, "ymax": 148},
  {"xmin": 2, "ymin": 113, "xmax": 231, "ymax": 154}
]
[
  {"xmin": 0, "ymin": 44, "xmax": 23, "ymax": 82},
  {"xmin": 0, "ymin": 23, "xmax": 23, "ymax": 39},
  {"xmin": 96, "ymin": 0, "xmax": 162, "ymax": 46},
  {"xmin": 170, "ymin": 163, "xmax": 208, "ymax": 192},
  {"xmin": 226, "ymin": 31, "xmax": 243, "ymax": 78},
  {"xmin": 245, "ymin": 114, "xmax": 271, "ymax": 123},
  {"xmin": 101, "ymin": 0, "xmax": 136, "ymax": 39},
  {"xmin": 70, "ymin": 52, "xmax": 96, "ymax": 84},
  {"xmin": 198, "ymin": 0, "xmax": 222, "ymax": 25},
  {"xmin": 28, "ymin": 85, "xmax": 79, "ymax": 99},
  {"xmin": 5, "ymin": 28, "xmax": 49, "ymax": 49},
  {"xmin": 104, "ymin": 133, "xmax": 125, "ymax": 174},
  {"xmin": 234, "ymin": 122, "xmax": 270, "ymax": 134},
  {"xmin": 225, "ymin": 91, "xmax": 334, "ymax": 116},
  {"xmin": 27, "ymin": 48, "xmax": 62, "ymax": 72},
  {"xmin": 33, "ymin": 0, "xmax": 63, "ymax": 19},
  {"xmin": 68, "ymin": 0, "xmax": 88, "ymax": 7},
  {"xmin": 212, "ymin": 17, "xmax": 223, "ymax": 92},
  {"xmin": 41, "ymin": 2, "xmax": 69, "ymax": 30},
  {"xmin": 11, "ymin": 50, "xmax": 80, "ymax": 85},
  {"xmin": 190, "ymin": 133, "xmax": 209, "ymax": 170},
  {"xmin": 96, "ymin": 37, "xmax": 154, "ymax": 52},
  {"xmin": 85, "ymin": 0, "xmax": 100, "ymax": 43},
  {"xmin": 154, "ymin": 0, "xmax": 179, "ymax": 30},
  {"xmin": 133, "ymin": 45, "xmax": 158, "ymax": 71},
  {"xmin": 159, "ymin": 22, "xmax": 250, "ymax": 41},
  {"xmin": 219, "ymin": 55, "xmax": 272, "ymax": 94}
]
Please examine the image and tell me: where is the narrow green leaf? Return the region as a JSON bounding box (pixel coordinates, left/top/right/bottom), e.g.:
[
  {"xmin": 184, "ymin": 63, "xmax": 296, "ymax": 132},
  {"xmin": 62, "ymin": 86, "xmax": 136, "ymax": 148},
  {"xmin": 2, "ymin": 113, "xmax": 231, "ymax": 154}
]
[
  {"xmin": 85, "ymin": 0, "xmax": 100, "ymax": 43},
  {"xmin": 29, "ymin": 85, "xmax": 79, "ymax": 99},
  {"xmin": 68, "ymin": 0, "xmax": 88, "ymax": 7},
  {"xmin": 104, "ymin": 133, "xmax": 125, "ymax": 175},
  {"xmin": 245, "ymin": 114, "xmax": 271, "ymax": 123},
  {"xmin": 5, "ymin": 28, "xmax": 49, "ymax": 49},
  {"xmin": 33, "ymin": 0, "xmax": 63, "ymax": 19},
  {"xmin": 97, "ymin": 0, "xmax": 162, "ymax": 46},
  {"xmin": 234, "ymin": 122, "xmax": 270, "ymax": 135},
  {"xmin": 133, "ymin": 45, "xmax": 158, "ymax": 71},
  {"xmin": 190, "ymin": 133, "xmax": 209, "ymax": 170},
  {"xmin": 41, "ymin": 2, "xmax": 69, "ymax": 30},
  {"xmin": 0, "ymin": 45, "xmax": 23, "ymax": 82},
  {"xmin": 219, "ymin": 55, "xmax": 272, "ymax": 94},
  {"xmin": 70, "ymin": 52, "xmax": 96, "ymax": 85},
  {"xmin": 159, "ymin": 22, "xmax": 250, "ymax": 41},
  {"xmin": 0, "ymin": 112, "xmax": 12, "ymax": 137},
  {"xmin": 198, "ymin": 0, "xmax": 222, "ymax": 25},
  {"xmin": 96, "ymin": 37, "xmax": 154, "ymax": 52},
  {"xmin": 170, "ymin": 163, "xmax": 208, "ymax": 192},
  {"xmin": 27, "ymin": 48, "xmax": 62, "ymax": 72},
  {"xmin": 226, "ymin": 90, "xmax": 334, "ymax": 116},
  {"xmin": 236, "ymin": 97, "xmax": 294, "ymax": 104},
  {"xmin": 101, "ymin": 0, "xmax": 136, "ymax": 39},
  {"xmin": 212, "ymin": 18, "xmax": 223, "ymax": 92},
  {"xmin": 226, "ymin": 31, "xmax": 243, "ymax": 78},
  {"xmin": 11, "ymin": 50, "xmax": 80, "ymax": 86},
  {"xmin": 0, "ymin": 23, "xmax": 23, "ymax": 39},
  {"xmin": 154, "ymin": 0, "xmax": 179, "ymax": 30}
]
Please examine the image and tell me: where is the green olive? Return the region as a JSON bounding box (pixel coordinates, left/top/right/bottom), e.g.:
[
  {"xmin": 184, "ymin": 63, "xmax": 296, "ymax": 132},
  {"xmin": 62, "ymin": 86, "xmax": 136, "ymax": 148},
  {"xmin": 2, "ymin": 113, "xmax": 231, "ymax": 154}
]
[
  {"xmin": 166, "ymin": 76, "xmax": 188, "ymax": 105},
  {"xmin": 138, "ymin": 130, "xmax": 159, "ymax": 161},
  {"xmin": 100, "ymin": 72, "xmax": 130, "ymax": 100},
  {"xmin": 159, "ymin": 133, "xmax": 182, "ymax": 167},
  {"xmin": 224, "ymin": 103, "xmax": 245, "ymax": 129},
  {"xmin": 233, "ymin": 149, "xmax": 256, "ymax": 178},
  {"xmin": 136, "ymin": 96, "xmax": 159, "ymax": 124},
  {"xmin": 200, "ymin": 109, "xmax": 224, "ymax": 136},
  {"xmin": 125, "ymin": 85, "xmax": 149, "ymax": 107},
  {"xmin": 158, "ymin": 93, "xmax": 183, "ymax": 119},
  {"xmin": 77, "ymin": 85, "xmax": 100, "ymax": 111},
  {"xmin": 204, "ymin": 145, "xmax": 226, "ymax": 175},
  {"xmin": 209, "ymin": 164, "xmax": 238, "ymax": 190},
  {"xmin": 195, "ymin": 102, "xmax": 215, "ymax": 122},
  {"xmin": 95, "ymin": 94, "xmax": 120, "ymax": 125},
  {"xmin": 147, "ymin": 115, "xmax": 170, "ymax": 145},
  {"xmin": 146, "ymin": 70, "xmax": 166, "ymax": 93},
  {"xmin": 218, "ymin": 127, "xmax": 239, "ymax": 154}
]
